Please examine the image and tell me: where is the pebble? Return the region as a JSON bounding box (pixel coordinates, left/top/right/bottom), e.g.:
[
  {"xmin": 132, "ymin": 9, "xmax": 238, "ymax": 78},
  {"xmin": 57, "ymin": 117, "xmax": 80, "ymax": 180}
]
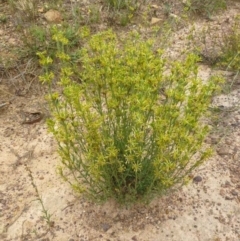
[
  {"xmin": 225, "ymin": 196, "xmax": 234, "ymax": 201},
  {"xmin": 193, "ymin": 176, "xmax": 202, "ymax": 183},
  {"xmin": 219, "ymin": 189, "xmax": 225, "ymax": 196},
  {"xmin": 231, "ymin": 190, "xmax": 238, "ymax": 196},
  {"xmin": 225, "ymin": 181, "xmax": 231, "ymax": 186},
  {"xmin": 217, "ymin": 146, "xmax": 230, "ymax": 156},
  {"xmin": 101, "ymin": 223, "xmax": 111, "ymax": 232},
  {"xmin": 132, "ymin": 236, "xmax": 138, "ymax": 241},
  {"xmin": 151, "ymin": 17, "xmax": 161, "ymax": 25}
]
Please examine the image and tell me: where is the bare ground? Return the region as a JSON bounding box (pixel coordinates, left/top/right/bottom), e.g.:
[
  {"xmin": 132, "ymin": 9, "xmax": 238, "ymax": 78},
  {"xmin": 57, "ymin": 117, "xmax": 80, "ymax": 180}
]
[{"xmin": 1, "ymin": 1, "xmax": 240, "ymax": 241}]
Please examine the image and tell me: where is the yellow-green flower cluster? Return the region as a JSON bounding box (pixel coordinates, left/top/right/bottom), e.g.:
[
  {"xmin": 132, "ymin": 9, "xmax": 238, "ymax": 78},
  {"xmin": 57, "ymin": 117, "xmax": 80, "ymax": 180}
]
[{"xmin": 39, "ymin": 28, "xmax": 222, "ymax": 204}]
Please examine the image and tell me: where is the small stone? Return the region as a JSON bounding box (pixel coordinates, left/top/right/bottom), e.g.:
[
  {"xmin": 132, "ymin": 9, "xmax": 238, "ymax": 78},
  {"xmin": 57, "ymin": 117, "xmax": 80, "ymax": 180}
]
[
  {"xmin": 219, "ymin": 189, "xmax": 225, "ymax": 197},
  {"xmin": 217, "ymin": 146, "xmax": 230, "ymax": 156},
  {"xmin": 231, "ymin": 190, "xmax": 238, "ymax": 196},
  {"xmin": 151, "ymin": 17, "xmax": 161, "ymax": 25},
  {"xmin": 193, "ymin": 176, "xmax": 202, "ymax": 183},
  {"xmin": 225, "ymin": 196, "xmax": 234, "ymax": 200},
  {"xmin": 225, "ymin": 181, "xmax": 231, "ymax": 187},
  {"xmin": 44, "ymin": 10, "xmax": 62, "ymax": 23},
  {"xmin": 101, "ymin": 223, "xmax": 111, "ymax": 232},
  {"xmin": 151, "ymin": 5, "xmax": 159, "ymax": 9},
  {"xmin": 132, "ymin": 236, "xmax": 138, "ymax": 241}
]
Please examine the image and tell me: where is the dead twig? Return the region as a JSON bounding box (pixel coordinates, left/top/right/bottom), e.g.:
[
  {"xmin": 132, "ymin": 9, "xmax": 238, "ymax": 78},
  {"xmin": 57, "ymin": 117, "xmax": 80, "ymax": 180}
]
[
  {"xmin": 9, "ymin": 145, "xmax": 37, "ymax": 169},
  {"xmin": 0, "ymin": 97, "xmax": 16, "ymax": 109},
  {"xmin": 6, "ymin": 58, "xmax": 38, "ymax": 95},
  {"xmin": 0, "ymin": 102, "xmax": 9, "ymax": 108},
  {"xmin": 3, "ymin": 205, "xmax": 30, "ymax": 234}
]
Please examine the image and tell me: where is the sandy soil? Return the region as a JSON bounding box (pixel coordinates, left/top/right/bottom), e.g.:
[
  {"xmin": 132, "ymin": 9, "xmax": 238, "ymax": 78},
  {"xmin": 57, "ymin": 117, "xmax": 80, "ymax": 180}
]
[{"xmin": 1, "ymin": 1, "xmax": 240, "ymax": 241}]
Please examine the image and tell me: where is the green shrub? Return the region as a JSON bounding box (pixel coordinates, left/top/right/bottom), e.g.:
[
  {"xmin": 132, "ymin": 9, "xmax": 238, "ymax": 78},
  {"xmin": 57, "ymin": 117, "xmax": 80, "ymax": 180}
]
[
  {"xmin": 38, "ymin": 28, "xmax": 222, "ymax": 204},
  {"xmin": 184, "ymin": 0, "xmax": 226, "ymax": 17},
  {"xmin": 104, "ymin": 0, "xmax": 138, "ymax": 26},
  {"xmin": 218, "ymin": 16, "xmax": 240, "ymax": 71},
  {"xmin": 19, "ymin": 23, "xmax": 80, "ymax": 60},
  {"xmin": 105, "ymin": 0, "xmax": 135, "ymax": 10},
  {"xmin": 8, "ymin": 0, "xmax": 40, "ymax": 21}
]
